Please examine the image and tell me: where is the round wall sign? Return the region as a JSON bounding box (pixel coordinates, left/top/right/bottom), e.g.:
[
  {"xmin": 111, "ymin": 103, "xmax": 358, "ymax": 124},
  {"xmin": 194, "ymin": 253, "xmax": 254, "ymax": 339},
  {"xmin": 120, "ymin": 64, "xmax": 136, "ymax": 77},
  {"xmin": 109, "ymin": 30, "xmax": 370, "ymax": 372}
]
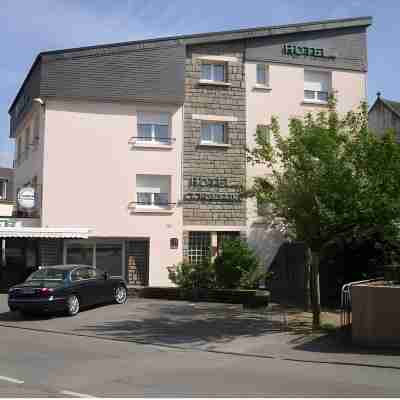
[{"xmin": 17, "ymin": 187, "xmax": 36, "ymax": 209}]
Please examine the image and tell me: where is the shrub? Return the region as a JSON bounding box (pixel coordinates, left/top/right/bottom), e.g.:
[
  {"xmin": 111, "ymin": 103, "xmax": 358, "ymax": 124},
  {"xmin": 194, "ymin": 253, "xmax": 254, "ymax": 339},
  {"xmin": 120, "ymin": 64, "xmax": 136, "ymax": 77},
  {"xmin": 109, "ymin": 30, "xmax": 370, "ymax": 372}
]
[
  {"xmin": 239, "ymin": 267, "xmax": 274, "ymax": 290},
  {"xmin": 213, "ymin": 238, "xmax": 264, "ymax": 289},
  {"xmin": 167, "ymin": 258, "xmax": 216, "ymax": 290}
]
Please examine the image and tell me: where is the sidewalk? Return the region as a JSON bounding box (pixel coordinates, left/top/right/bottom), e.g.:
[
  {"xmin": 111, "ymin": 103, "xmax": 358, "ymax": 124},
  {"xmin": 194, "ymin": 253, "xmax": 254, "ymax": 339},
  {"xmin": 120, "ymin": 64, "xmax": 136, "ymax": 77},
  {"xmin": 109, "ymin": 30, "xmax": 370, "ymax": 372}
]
[{"xmin": 0, "ymin": 295, "xmax": 399, "ymax": 370}]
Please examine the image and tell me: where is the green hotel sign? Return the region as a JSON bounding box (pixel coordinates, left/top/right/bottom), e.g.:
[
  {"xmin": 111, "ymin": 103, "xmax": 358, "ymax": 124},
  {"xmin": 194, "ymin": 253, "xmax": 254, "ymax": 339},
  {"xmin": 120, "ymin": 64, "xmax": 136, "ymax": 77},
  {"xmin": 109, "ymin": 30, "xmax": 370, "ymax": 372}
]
[
  {"xmin": 0, "ymin": 219, "xmax": 16, "ymax": 227},
  {"xmin": 282, "ymin": 44, "xmax": 335, "ymax": 59}
]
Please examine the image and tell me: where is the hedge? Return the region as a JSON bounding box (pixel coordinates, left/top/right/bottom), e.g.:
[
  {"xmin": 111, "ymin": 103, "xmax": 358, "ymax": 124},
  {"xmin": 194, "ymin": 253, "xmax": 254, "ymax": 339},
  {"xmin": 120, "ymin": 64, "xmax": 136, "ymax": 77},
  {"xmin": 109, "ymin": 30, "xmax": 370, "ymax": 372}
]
[{"xmin": 133, "ymin": 286, "xmax": 270, "ymax": 308}]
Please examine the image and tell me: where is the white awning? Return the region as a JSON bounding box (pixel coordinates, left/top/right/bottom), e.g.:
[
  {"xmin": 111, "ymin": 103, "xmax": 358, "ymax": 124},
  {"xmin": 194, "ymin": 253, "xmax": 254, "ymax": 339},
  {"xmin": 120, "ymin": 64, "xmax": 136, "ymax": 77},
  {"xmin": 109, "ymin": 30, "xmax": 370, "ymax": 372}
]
[{"xmin": 0, "ymin": 227, "xmax": 91, "ymax": 239}]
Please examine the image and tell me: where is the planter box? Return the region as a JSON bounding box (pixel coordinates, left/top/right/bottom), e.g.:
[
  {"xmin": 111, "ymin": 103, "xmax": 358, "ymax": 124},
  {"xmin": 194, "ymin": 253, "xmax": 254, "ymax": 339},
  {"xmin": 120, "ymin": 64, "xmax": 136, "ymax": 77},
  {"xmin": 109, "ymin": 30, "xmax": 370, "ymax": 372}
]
[
  {"xmin": 351, "ymin": 283, "xmax": 400, "ymax": 347},
  {"xmin": 138, "ymin": 286, "xmax": 270, "ymax": 307}
]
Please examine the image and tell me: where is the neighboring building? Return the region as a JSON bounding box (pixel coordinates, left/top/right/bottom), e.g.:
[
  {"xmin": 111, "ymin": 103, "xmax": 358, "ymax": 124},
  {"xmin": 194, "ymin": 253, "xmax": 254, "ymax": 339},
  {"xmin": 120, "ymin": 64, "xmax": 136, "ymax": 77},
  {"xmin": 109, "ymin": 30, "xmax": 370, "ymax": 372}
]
[
  {"xmin": 2, "ymin": 16, "xmax": 371, "ymax": 287},
  {"xmin": 368, "ymin": 92, "xmax": 400, "ymax": 138},
  {"xmin": 0, "ymin": 168, "xmax": 14, "ymax": 203}
]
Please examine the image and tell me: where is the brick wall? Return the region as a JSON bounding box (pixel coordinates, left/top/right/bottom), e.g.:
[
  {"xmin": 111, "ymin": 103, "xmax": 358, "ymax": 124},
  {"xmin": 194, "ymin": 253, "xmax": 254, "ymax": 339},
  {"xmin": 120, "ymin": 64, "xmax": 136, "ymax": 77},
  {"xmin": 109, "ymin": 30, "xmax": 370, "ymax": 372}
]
[{"xmin": 183, "ymin": 41, "xmax": 247, "ymax": 226}]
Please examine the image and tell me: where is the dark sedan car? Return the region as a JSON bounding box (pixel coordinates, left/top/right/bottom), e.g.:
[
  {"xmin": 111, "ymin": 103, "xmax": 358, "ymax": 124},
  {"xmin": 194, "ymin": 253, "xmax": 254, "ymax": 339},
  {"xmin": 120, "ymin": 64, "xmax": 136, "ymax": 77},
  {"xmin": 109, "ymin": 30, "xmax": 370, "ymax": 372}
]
[{"xmin": 8, "ymin": 265, "xmax": 128, "ymax": 316}]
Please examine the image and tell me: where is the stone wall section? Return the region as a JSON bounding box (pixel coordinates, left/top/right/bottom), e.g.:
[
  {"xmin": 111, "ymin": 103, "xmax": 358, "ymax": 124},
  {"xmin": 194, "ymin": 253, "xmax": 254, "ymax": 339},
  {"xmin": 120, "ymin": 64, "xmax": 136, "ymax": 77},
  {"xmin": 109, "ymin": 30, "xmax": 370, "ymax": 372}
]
[{"xmin": 183, "ymin": 41, "xmax": 247, "ymax": 226}]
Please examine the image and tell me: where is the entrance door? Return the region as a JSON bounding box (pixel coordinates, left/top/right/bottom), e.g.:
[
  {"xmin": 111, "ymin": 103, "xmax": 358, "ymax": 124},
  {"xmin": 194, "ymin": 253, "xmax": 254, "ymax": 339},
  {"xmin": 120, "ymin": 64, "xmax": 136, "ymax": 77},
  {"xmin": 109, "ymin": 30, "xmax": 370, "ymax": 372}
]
[{"xmin": 126, "ymin": 240, "xmax": 149, "ymax": 285}]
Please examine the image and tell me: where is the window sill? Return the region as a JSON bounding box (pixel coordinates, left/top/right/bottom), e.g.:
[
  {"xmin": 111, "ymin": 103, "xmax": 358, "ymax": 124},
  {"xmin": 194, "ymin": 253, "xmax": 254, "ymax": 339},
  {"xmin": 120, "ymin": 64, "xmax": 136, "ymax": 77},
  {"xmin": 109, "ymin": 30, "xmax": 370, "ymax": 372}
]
[
  {"xmin": 253, "ymin": 84, "xmax": 272, "ymax": 91},
  {"xmin": 129, "ymin": 206, "xmax": 175, "ymax": 215},
  {"xmin": 198, "ymin": 142, "xmax": 231, "ymax": 148},
  {"xmin": 198, "ymin": 79, "xmax": 232, "ymax": 87},
  {"xmin": 301, "ymin": 100, "xmax": 329, "ymax": 106},
  {"xmin": 129, "ymin": 141, "xmax": 173, "ymax": 150}
]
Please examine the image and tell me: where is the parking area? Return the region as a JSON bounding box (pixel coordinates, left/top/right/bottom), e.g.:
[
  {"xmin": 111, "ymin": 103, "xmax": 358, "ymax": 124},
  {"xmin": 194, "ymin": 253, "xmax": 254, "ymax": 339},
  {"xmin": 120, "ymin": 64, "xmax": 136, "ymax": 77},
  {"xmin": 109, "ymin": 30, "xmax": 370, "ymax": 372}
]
[
  {"xmin": 0, "ymin": 295, "xmax": 285, "ymax": 351},
  {"xmin": 1, "ymin": 294, "xmax": 400, "ymax": 370}
]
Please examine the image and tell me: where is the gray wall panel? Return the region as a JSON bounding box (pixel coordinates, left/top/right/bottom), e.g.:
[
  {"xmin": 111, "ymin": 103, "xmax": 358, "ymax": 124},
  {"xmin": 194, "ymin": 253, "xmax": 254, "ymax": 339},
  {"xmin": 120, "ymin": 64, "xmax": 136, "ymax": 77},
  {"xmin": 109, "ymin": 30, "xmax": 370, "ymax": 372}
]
[
  {"xmin": 246, "ymin": 27, "xmax": 367, "ymax": 71},
  {"xmin": 9, "ymin": 63, "xmax": 41, "ymax": 137},
  {"xmin": 41, "ymin": 45, "xmax": 185, "ymax": 104}
]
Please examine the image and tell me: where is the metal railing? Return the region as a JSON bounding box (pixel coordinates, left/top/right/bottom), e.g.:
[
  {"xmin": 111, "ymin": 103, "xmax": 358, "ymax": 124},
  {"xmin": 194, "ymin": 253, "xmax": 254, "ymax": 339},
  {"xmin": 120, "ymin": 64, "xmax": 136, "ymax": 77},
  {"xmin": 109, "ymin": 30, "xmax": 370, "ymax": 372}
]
[{"xmin": 340, "ymin": 277, "xmax": 383, "ymax": 327}]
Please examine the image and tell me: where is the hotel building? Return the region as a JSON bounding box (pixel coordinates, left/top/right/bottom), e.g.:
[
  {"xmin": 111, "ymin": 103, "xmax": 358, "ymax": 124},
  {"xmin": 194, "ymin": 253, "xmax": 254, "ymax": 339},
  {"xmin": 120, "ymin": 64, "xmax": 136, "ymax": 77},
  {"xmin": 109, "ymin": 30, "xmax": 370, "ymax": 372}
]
[{"xmin": 1, "ymin": 16, "xmax": 371, "ymax": 287}]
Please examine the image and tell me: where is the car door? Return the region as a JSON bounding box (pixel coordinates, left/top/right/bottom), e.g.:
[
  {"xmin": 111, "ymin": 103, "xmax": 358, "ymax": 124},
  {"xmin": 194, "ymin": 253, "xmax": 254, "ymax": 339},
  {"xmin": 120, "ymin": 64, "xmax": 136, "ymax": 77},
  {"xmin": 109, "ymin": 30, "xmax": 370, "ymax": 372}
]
[
  {"xmin": 70, "ymin": 267, "xmax": 98, "ymax": 306},
  {"xmin": 94, "ymin": 268, "xmax": 114, "ymax": 302}
]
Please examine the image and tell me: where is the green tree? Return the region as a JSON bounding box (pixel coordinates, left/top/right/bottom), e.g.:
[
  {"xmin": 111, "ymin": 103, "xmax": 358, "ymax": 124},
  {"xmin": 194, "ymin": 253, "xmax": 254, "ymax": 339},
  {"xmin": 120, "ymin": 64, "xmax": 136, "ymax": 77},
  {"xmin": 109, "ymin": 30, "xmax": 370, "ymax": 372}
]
[{"xmin": 247, "ymin": 98, "xmax": 400, "ymax": 328}]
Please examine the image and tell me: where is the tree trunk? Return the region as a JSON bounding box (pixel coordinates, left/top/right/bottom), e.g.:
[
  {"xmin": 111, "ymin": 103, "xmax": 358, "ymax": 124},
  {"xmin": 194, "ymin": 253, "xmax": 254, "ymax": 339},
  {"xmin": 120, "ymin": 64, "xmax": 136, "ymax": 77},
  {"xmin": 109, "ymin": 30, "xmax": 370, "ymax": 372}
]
[
  {"xmin": 304, "ymin": 248, "xmax": 311, "ymax": 311},
  {"xmin": 310, "ymin": 251, "xmax": 321, "ymax": 329}
]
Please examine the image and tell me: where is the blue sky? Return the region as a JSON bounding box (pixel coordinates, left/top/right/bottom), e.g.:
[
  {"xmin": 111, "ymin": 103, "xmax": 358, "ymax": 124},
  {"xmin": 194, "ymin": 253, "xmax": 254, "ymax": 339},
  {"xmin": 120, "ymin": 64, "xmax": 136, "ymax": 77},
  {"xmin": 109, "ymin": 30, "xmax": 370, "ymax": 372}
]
[{"xmin": 0, "ymin": 0, "xmax": 398, "ymax": 167}]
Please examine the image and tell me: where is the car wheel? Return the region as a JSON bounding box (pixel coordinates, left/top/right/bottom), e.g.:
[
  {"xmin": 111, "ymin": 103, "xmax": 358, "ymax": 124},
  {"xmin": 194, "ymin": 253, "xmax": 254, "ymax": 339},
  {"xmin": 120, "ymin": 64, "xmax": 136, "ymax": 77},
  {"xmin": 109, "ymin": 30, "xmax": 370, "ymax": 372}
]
[
  {"xmin": 114, "ymin": 285, "xmax": 127, "ymax": 304},
  {"xmin": 67, "ymin": 295, "xmax": 80, "ymax": 316}
]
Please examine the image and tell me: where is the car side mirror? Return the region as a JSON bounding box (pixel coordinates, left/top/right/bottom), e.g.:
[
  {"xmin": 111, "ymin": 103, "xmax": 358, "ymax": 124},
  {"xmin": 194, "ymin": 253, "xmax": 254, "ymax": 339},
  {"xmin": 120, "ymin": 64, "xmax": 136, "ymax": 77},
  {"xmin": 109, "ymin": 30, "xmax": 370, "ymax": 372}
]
[{"xmin": 103, "ymin": 272, "xmax": 109, "ymax": 280}]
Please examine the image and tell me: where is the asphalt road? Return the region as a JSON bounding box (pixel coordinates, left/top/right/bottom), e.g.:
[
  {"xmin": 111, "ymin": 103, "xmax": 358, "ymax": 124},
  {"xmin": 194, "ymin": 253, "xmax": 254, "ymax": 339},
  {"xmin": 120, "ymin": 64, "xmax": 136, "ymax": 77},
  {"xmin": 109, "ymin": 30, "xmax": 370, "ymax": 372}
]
[
  {"xmin": 1, "ymin": 323, "xmax": 400, "ymax": 397},
  {"xmin": 0, "ymin": 295, "xmax": 400, "ymax": 397}
]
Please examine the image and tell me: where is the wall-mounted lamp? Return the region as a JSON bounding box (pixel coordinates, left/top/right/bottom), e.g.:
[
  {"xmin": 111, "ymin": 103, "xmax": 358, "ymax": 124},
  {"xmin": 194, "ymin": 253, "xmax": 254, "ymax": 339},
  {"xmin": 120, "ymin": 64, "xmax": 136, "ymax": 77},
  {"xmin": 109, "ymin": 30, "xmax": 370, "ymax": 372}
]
[{"xmin": 33, "ymin": 98, "xmax": 44, "ymax": 106}]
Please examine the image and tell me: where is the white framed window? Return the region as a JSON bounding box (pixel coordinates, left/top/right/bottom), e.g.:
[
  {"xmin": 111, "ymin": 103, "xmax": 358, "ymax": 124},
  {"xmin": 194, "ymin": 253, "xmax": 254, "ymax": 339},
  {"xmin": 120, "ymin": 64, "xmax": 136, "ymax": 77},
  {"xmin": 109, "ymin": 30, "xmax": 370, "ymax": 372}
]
[
  {"xmin": 137, "ymin": 112, "xmax": 171, "ymax": 144},
  {"xmin": 256, "ymin": 63, "xmax": 269, "ymax": 86},
  {"xmin": 187, "ymin": 232, "xmax": 211, "ymax": 264},
  {"xmin": 200, "ymin": 122, "xmax": 226, "ymax": 145},
  {"xmin": 136, "ymin": 175, "xmax": 171, "ymax": 208},
  {"xmin": 0, "ymin": 180, "xmax": 7, "ymax": 200},
  {"xmin": 201, "ymin": 62, "xmax": 226, "ymax": 82},
  {"xmin": 304, "ymin": 70, "xmax": 331, "ymax": 103}
]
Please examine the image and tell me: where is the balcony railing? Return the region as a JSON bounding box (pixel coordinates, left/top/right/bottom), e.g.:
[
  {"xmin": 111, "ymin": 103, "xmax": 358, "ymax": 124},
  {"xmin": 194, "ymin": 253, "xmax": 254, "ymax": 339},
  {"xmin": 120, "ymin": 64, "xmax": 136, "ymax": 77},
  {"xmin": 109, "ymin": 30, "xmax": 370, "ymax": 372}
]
[
  {"xmin": 136, "ymin": 192, "xmax": 171, "ymax": 206},
  {"xmin": 128, "ymin": 192, "xmax": 176, "ymax": 212}
]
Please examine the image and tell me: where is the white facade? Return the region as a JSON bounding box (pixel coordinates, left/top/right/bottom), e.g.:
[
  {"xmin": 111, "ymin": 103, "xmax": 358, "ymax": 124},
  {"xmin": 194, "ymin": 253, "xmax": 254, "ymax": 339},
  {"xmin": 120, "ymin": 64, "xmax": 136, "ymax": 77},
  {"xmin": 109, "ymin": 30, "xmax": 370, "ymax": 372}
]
[{"xmin": 245, "ymin": 61, "xmax": 367, "ymax": 270}]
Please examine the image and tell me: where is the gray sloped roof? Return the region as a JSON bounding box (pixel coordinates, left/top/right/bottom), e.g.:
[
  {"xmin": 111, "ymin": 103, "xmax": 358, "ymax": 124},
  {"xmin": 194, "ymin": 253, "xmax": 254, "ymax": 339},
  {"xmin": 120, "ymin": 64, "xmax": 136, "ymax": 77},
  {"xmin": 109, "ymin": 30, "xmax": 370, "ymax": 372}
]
[
  {"xmin": 9, "ymin": 16, "xmax": 372, "ymax": 113},
  {"xmin": 381, "ymin": 98, "xmax": 400, "ymax": 119}
]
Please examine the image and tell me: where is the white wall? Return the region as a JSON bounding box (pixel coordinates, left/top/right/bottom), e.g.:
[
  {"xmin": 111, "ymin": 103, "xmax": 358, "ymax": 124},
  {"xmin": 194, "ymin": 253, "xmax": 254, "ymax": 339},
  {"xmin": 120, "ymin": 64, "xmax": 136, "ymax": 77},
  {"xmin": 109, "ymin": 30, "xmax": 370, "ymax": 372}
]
[
  {"xmin": 42, "ymin": 99, "xmax": 183, "ymax": 286},
  {"xmin": 245, "ymin": 61, "xmax": 366, "ymax": 269}
]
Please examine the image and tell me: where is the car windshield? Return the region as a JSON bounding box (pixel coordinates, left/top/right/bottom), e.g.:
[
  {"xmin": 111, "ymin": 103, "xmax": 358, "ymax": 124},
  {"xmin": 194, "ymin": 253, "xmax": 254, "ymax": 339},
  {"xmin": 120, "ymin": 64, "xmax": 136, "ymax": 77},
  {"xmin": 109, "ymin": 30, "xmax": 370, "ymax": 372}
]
[{"xmin": 26, "ymin": 268, "xmax": 68, "ymax": 281}]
